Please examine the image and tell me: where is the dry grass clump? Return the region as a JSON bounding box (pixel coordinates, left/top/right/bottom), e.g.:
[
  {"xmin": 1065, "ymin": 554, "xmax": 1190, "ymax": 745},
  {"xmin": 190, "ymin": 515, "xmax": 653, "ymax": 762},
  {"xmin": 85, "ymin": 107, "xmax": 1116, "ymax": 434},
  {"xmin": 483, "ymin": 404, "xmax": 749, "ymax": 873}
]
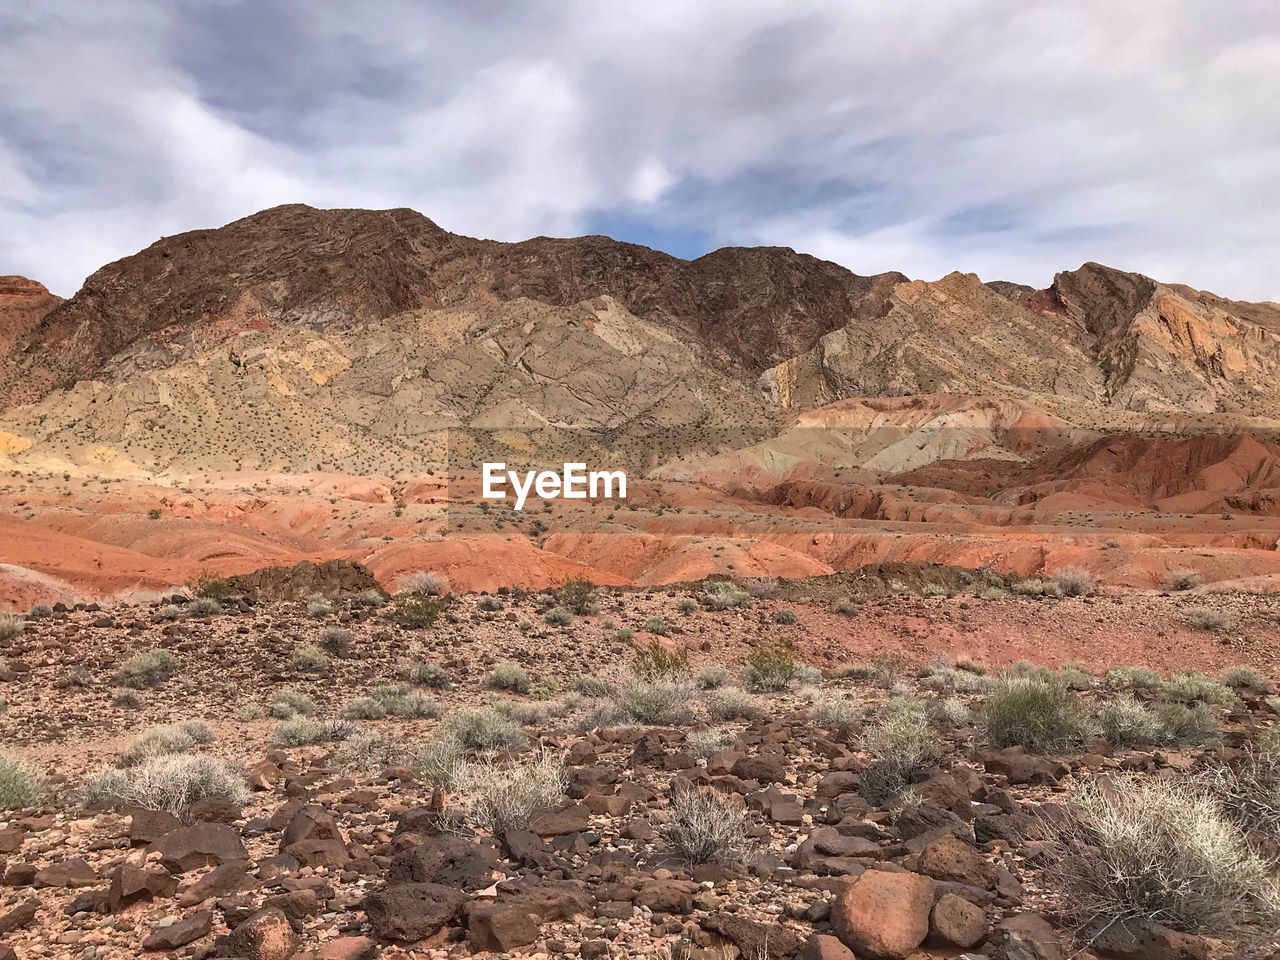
[
  {"xmin": 487, "ymin": 661, "xmax": 532, "ymax": 694},
  {"xmin": 660, "ymin": 787, "xmax": 752, "ymax": 865},
  {"xmin": 455, "ymin": 752, "xmax": 567, "ymax": 837},
  {"xmin": 1222, "ymin": 665, "xmax": 1268, "ymax": 694},
  {"xmin": 810, "ymin": 695, "xmax": 860, "ymax": 740},
  {"xmin": 701, "ymin": 580, "xmax": 751, "ymax": 610},
  {"xmin": 922, "ymin": 666, "xmax": 994, "ymax": 694},
  {"xmin": 1193, "ymin": 747, "xmax": 1280, "ymax": 846},
  {"xmin": 1105, "ymin": 666, "xmax": 1162, "ymax": 691},
  {"xmin": 1186, "ymin": 607, "xmax": 1229, "ymax": 632},
  {"xmin": 1052, "ymin": 566, "xmax": 1096, "ymax": 597},
  {"xmin": 319, "ymin": 626, "xmax": 354, "ymax": 657},
  {"xmin": 688, "ymin": 729, "xmax": 732, "ymax": 760},
  {"xmin": 83, "ymin": 755, "xmax": 247, "ymax": 819},
  {"xmin": 0, "ymin": 756, "xmax": 43, "ymax": 811},
  {"xmin": 859, "ymin": 699, "xmax": 939, "ymax": 805},
  {"xmin": 444, "ymin": 707, "xmax": 526, "ymax": 751},
  {"xmin": 270, "ymin": 717, "xmax": 355, "ymax": 747},
  {"xmin": 270, "ymin": 688, "xmax": 317, "ymax": 719},
  {"xmin": 1044, "ymin": 776, "xmax": 1280, "ymax": 944},
  {"xmin": 1165, "ymin": 568, "xmax": 1202, "ymax": 591},
  {"xmin": 704, "ymin": 686, "xmax": 765, "ymax": 722},
  {"xmin": 335, "ymin": 731, "xmax": 408, "ymax": 774},
  {"xmin": 398, "ymin": 658, "xmax": 450, "ymax": 688},
  {"xmin": 1160, "ymin": 672, "xmax": 1236, "ymax": 707},
  {"xmin": 398, "ymin": 571, "xmax": 450, "ymax": 595},
  {"xmin": 634, "ymin": 642, "xmax": 689, "ymax": 680},
  {"xmin": 984, "ymin": 675, "xmax": 1090, "ymax": 752},
  {"xmin": 389, "ymin": 593, "xmax": 446, "ymax": 629},
  {"xmin": 115, "ymin": 649, "xmax": 178, "ymax": 688},
  {"xmin": 290, "ymin": 645, "xmax": 330, "ymax": 673},
  {"xmin": 695, "ymin": 665, "xmax": 729, "ymax": 690},
  {"xmin": 120, "ymin": 721, "xmax": 214, "ymax": 766},
  {"xmin": 1009, "ymin": 577, "xmax": 1063, "ymax": 598}
]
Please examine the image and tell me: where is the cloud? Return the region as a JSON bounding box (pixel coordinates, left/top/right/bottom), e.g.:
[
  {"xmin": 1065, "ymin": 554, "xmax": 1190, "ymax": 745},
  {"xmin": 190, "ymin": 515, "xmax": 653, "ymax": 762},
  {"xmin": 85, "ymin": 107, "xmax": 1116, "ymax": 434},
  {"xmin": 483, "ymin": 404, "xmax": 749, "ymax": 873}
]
[{"xmin": 1, "ymin": 1, "xmax": 1278, "ymax": 300}]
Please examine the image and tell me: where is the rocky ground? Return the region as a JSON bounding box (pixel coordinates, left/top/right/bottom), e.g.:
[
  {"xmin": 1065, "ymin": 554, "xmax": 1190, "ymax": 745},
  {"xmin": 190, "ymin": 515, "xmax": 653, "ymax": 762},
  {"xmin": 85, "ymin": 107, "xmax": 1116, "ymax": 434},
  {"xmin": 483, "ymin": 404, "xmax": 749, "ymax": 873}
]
[{"xmin": 0, "ymin": 579, "xmax": 1275, "ymax": 959}]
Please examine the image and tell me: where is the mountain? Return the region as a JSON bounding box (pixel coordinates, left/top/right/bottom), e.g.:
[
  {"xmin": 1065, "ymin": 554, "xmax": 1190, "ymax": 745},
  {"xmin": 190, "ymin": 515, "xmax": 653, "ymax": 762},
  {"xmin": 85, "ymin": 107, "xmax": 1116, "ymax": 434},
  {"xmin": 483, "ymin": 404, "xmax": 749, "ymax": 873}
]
[{"xmin": 0, "ymin": 276, "xmax": 61, "ymax": 357}]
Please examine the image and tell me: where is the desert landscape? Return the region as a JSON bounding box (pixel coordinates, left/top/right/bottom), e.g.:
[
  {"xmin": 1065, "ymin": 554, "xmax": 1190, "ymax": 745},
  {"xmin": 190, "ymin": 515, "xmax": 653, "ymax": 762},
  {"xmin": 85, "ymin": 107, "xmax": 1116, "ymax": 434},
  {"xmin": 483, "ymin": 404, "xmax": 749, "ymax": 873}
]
[{"xmin": 0, "ymin": 202, "xmax": 1277, "ymax": 959}]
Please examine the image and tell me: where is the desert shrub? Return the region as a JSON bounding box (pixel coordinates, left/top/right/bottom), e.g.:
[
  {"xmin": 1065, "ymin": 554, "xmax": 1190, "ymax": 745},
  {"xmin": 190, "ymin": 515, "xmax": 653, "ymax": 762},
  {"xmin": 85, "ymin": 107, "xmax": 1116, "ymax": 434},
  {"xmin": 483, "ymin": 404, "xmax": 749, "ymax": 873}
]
[
  {"xmin": 1160, "ymin": 672, "xmax": 1236, "ymax": 707},
  {"xmin": 693, "ymin": 665, "xmax": 728, "ymax": 690},
  {"xmin": 120, "ymin": 721, "xmax": 213, "ymax": 767},
  {"xmin": 574, "ymin": 675, "xmax": 613, "ymax": 697},
  {"xmin": 270, "ymin": 717, "xmax": 355, "ymax": 747},
  {"xmin": 556, "ymin": 578, "xmax": 598, "ymax": 614},
  {"xmin": 1186, "ymin": 607, "xmax": 1229, "ymax": 632},
  {"xmin": 743, "ymin": 577, "xmax": 779, "ymax": 598},
  {"xmin": 389, "ymin": 593, "xmax": 446, "ymax": 629},
  {"xmin": 412, "ymin": 737, "xmax": 468, "ymax": 790},
  {"xmin": 1009, "ymin": 577, "xmax": 1062, "ymax": 598},
  {"xmin": 742, "ymin": 643, "xmax": 798, "ymax": 693},
  {"xmin": 116, "ymin": 649, "xmax": 178, "ymax": 689},
  {"xmin": 544, "ymin": 606, "xmax": 573, "ymax": 627},
  {"xmin": 953, "ymin": 655, "xmax": 986, "ymax": 674},
  {"xmin": 701, "ymin": 580, "xmax": 750, "ymax": 610},
  {"xmin": 112, "ymin": 689, "xmax": 145, "ymax": 709},
  {"xmin": 367, "ymin": 683, "xmax": 440, "ymax": 719},
  {"xmin": 661, "ymin": 787, "xmax": 751, "ymax": 865},
  {"xmin": 859, "ymin": 700, "xmax": 938, "ymax": 804},
  {"xmin": 158, "ymin": 604, "xmax": 184, "ymax": 621},
  {"xmin": 1222, "ymin": 665, "xmax": 1267, "ymax": 693},
  {"xmin": 1052, "ymin": 566, "xmax": 1096, "ymax": 597},
  {"xmin": 27, "ymin": 604, "xmax": 52, "ymax": 620},
  {"xmin": 929, "ymin": 697, "xmax": 972, "ymax": 728},
  {"xmin": 772, "ymin": 609, "xmax": 798, "ymax": 625},
  {"xmin": 1054, "ymin": 664, "xmax": 1093, "ymax": 690},
  {"xmin": 186, "ymin": 596, "xmax": 221, "ymax": 618},
  {"xmin": 678, "ymin": 598, "xmax": 698, "ymax": 614},
  {"xmin": 1151, "ymin": 702, "xmax": 1219, "ymax": 746},
  {"xmin": 83, "ymin": 754, "xmax": 246, "ymax": 818},
  {"xmin": 811, "ymin": 695, "xmax": 860, "ymax": 740},
  {"xmin": 271, "ymin": 688, "xmax": 317, "ymax": 718},
  {"xmin": 922, "ymin": 583, "xmax": 949, "ymax": 598},
  {"xmin": 487, "ymin": 661, "xmax": 532, "ymax": 694},
  {"xmin": 235, "ymin": 702, "xmax": 267, "ymax": 721},
  {"xmin": 398, "ymin": 571, "xmax": 450, "ymax": 596},
  {"xmin": 922, "ymin": 667, "xmax": 994, "ymax": 694},
  {"xmin": 290, "ymin": 645, "xmax": 330, "ymax": 673},
  {"xmin": 335, "ymin": 730, "xmax": 406, "ymax": 773},
  {"xmin": 1044, "ymin": 775, "xmax": 1280, "ymax": 942},
  {"xmin": 978, "ymin": 586, "xmax": 1006, "ymax": 600},
  {"xmin": 634, "ymin": 642, "xmax": 689, "ymax": 680},
  {"xmin": 397, "ymin": 658, "xmax": 450, "ymax": 688},
  {"xmin": 615, "ymin": 627, "xmax": 635, "ymax": 642},
  {"xmin": 344, "ymin": 697, "xmax": 388, "ymax": 720},
  {"xmin": 1194, "ymin": 747, "xmax": 1280, "ymax": 846},
  {"xmin": 445, "ymin": 707, "xmax": 526, "ymax": 751},
  {"xmin": 688, "ymin": 728, "xmax": 731, "ymax": 760},
  {"xmin": 0, "ymin": 756, "xmax": 42, "ymax": 810},
  {"xmin": 705, "ymin": 686, "xmax": 765, "ymax": 722},
  {"xmin": 1165, "ymin": 568, "xmax": 1202, "ymax": 591},
  {"xmin": 595, "ymin": 677, "xmax": 698, "ymax": 727},
  {"xmin": 305, "ymin": 594, "xmax": 335, "ymax": 618},
  {"xmin": 456, "ymin": 752, "xmax": 567, "ymax": 836},
  {"xmin": 794, "ymin": 664, "xmax": 823, "ymax": 687},
  {"xmin": 1098, "ymin": 697, "xmax": 1165, "ymax": 748},
  {"xmin": 351, "ymin": 588, "xmax": 387, "ymax": 608},
  {"xmin": 1105, "ymin": 666, "xmax": 1162, "ymax": 691},
  {"xmin": 643, "ymin": 617, "xmax": 668, "ymax": 636},
  {"xmin": 984, "ymin": 675, "xmax": 1090, "ymax": 752},
  {"xmin": 831, "ymin": 599, "xmax": 860, "ymax": 617},
  {"xmin": 189, "ymin": 571, "xmax": 234, "ymax": 600},
  {"xmin": 478, "ymin": 595, "xmax": 504, "ymax": 612},
  {"xmin": 319, "ymin": 627, "xmax": 354, "ymax": 658}
]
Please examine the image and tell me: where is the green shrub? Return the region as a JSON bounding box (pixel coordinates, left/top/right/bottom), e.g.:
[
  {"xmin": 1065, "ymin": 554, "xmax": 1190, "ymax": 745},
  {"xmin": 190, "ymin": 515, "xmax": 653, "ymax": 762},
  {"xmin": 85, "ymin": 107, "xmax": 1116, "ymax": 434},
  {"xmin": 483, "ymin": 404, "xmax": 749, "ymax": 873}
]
[
  {"xmin": 1222, "ymin": 665, "xmax": 1267, "ymax": 694},
  {"xmin": 811, "ymin": 696, "xmax": 860, "ymax": 740},
  {"xmin": 678, "ymin": 598, "xmax": 698, "ymax": 614},
  {"xmin": 592, "ymin": 678, "xmax": 698, "ymax": 727},
  {"xmin": 390, "ymin": 593, "xmax": 446, "ymax": 629},
  {"xmin": 615, "ymin": 627, "xmax": 635, "ymax": 642},
  {"xmin": 186, "ymin": 596, "xmax": 221, "ymax": 618},
  {"xmin": 984, "ymin": 675, "xmax": 1090, "ymax": 752},
  {"xmin": 922, "ymin": 667, "xmax": 994, "ymax": 694},
  {"xmin": 574, "ymin": 675, "xmax": 613, "ymax": 697},
  {"xmin": 1044, "ymin": 775, "xmax": 1280, "ymax": 944},
  {"xmin": 0, "ymin": 756, "xmax": 42, "ymax": 810},
  {"xmin": 412, "ymin": 737, "xmax": 468, "ymax": 790},
  {"xmin": 189, "ymin": 571, "xmax": 234, "ymax": 600},
  {"xmin": 643, "ymin": 617, "xmax": 669, "ymax": 636},
  {"xmin": 270, "ymin": 717, "xmax": 355, "ymax": 747},
  {"xmin": 270, "ymin": 688, "xmax": 317, "ymax": 719},
  {"xmin": 26, "ymin": 604, "xmax": 52, "ymax": 620},
  {"xmin": 742, "ymin": 643, "xmax": 798, "ymax": 693},
  {"xmin": 1098, "ymin": 697, "xmax": 1164, "ymax": 748},
  {"xmin": 290, "ymin": 645, "xmax": 330, "ymax": 673},
  {"xmin": 344, "ymin": 697, "xmax": 388, "ymax": 720},
  {"xmin": 772, "ymin": 609, "xmax": 798, "ymax": 624},
  {"xmin": 445, "ymin": 707, "xmax": 526, "ymax": 751},
  {"xmin": 929, "ymin": 698, "xmax": 972, "ymax": 728},
  {"xmin": 556, "ymin": 578, "xmax": 598, "ymax": 614},
  {"xmin": 859, "ymin": 701, "xmax": 938, "ymax": 805},
  {"xmin": 1153, "ymin": 703, "xmax": 1220, "ymax": 746},
  {"xmin": 120, "ymin": 721, "xmax": 213, "ymax": 767},
  {"xmin": 634, "ymin": 642, "xmax": 689, "ymax": 680},
  {"xmin": 351, "ymin": 589, "xmax": 387, "ymax": 608},
  {"xmin": 306, "ymin": 595, "xmax": 335, "ymax": 618},
  {"xmin": 115, "ymin": 649, "xmax": 178, "ymax": 689},
  {"xmin": 1009, "ymin": 577, "xmax": 1062, "ymax": 598},
  {"xmin": 487, "ymin": 661, "xmax": 532, "ymax": 694},
  {"xmin": 688, "ymin": 729, "xmax": 731, "ymax": 760},
  {"xmin": 701, "ymin": 580, "xmax": 750, "ymax": 610},
  {"xmin": 370, "ymin": 683, "xmax": 440, "ymax": 718},
  {"xmin": 1105, "ymin": 666, "xmax": 1162, "ymax": 691},
  {"xmin": 1160, "ymin": 672, "xmax": 1236, "ymax": 707},
  {"xmin": 544, "ymin": 606, "xmax": 573, "ymax": 627}
]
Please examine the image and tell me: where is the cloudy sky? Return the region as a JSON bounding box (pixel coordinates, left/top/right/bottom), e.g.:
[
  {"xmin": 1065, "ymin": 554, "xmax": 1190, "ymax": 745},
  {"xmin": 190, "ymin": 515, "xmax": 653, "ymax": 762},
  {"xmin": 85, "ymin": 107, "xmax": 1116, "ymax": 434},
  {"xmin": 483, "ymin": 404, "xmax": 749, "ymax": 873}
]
[{"xmin": 2, "ymin": 1, "xmax": 1279, "ymax": 300}]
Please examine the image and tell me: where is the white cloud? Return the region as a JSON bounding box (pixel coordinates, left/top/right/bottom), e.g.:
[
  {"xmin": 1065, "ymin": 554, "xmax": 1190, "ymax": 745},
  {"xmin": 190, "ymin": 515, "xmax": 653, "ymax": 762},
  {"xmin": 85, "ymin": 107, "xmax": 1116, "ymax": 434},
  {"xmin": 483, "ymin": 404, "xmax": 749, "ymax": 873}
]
[{"xmin": 0, "ymin": 1, "xmax": 1278, "ymax": 301}]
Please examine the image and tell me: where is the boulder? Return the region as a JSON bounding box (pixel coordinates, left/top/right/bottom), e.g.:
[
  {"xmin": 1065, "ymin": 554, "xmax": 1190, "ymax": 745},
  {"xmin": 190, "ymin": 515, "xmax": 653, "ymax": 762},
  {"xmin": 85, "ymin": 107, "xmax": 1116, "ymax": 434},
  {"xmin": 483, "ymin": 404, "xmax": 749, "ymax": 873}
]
[
  {"xmin": 364, "ymin": 882, "xmax": 466, "ymax": 942},
  {"xmin": 831, "ymin": 869, "xmax": 934, "ymax": 959},
  {"xmin": 930, "ymin": 893, "xmax": 988, "ymax": 948}
]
